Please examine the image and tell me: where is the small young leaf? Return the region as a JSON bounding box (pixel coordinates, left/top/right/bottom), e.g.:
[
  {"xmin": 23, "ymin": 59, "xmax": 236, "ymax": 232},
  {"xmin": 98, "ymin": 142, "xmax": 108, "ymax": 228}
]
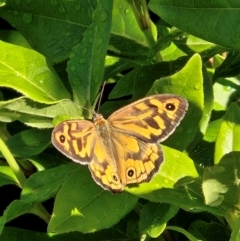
[
  {"xmin": 214, "ymin": 103, "xmax": 240, "ymax": 164},
  {"xmin": 203, "ymin": 152, "xmax": 240, "ymax": 210}
]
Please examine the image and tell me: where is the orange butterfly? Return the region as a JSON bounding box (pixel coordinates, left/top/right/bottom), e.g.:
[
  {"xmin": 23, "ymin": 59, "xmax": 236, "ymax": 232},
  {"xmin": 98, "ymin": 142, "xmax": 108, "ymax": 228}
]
[{"xmin": 52, "ymin": 94, "xmax": 188, "ymax": 192}]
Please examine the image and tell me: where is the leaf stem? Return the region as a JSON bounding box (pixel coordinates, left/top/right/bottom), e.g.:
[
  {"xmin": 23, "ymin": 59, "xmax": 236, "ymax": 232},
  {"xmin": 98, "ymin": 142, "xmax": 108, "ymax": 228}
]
[{"xmin": 225, "ymin": 209, "xmax": 239, "ymax": 230}]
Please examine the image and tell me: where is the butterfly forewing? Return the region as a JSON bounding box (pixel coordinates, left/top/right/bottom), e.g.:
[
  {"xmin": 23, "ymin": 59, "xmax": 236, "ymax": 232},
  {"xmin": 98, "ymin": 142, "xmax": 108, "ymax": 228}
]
[{"xmin": 108, "ymin": 94, "xmax": 188, "ymax": 143}]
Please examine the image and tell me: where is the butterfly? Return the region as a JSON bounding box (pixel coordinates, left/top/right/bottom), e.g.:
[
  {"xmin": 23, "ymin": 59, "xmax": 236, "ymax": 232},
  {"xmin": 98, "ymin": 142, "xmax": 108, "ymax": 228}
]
[{"xmin": 51, "ymin": 94, "xmax": 188, "ymax": 193}]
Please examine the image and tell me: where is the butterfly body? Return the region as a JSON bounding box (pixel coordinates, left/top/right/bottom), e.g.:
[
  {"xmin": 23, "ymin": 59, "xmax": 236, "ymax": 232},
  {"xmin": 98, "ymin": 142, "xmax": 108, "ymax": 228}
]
[{"xmin": 52, "ymin": 94, "xmax": 188, "ymax": 192}]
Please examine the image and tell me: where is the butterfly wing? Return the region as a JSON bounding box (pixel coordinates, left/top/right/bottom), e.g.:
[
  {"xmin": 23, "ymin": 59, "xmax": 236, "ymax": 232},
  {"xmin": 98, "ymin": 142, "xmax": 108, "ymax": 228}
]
[
  {"xmin": 105, "ymin": 94, "xmax": 188, "ymax": 190},
  {"xmin": 51, "ymin": 94, "xmax": 188, "ymax": 193},
  {"xmin": 88, "ymin": 130, "xmax": 163, "ymax": 193},
  {"xmin": 108, "ymin": 94, "xmax": 188, "ymax": 143},
  {"xmin": 52, "ymin": 119, "xmax": 123, "ymax": 191},
  {"xmin": 111, "ymin": 131, "xmax": 163, "ymax": 188},
  {"xmin": 88, "ymin": 136, "xmax": 123, "ymax": 192},
  {"xmin": 51, "ymin": 120, "xmax": 96, "ymax": 164}
]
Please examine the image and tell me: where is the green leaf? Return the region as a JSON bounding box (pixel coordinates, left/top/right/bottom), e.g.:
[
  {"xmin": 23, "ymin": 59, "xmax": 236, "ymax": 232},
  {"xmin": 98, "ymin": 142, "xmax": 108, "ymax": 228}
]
[
  {"xmin": 67, "ymin": 1, "xmax": 112, "ymax": 107},
  {"xmin": 230, "ymin": 217, "xmax": 240, "ymax": 241},
  {"xmin": 6, "ymin": 129, "xmax": 51, "ymax": 157},
  {"xmin": 0, "ymin": 1, "xmax": 97, "ymax": 63},
  {"xmin": 149, "ymin": 1, "xmax": 240, "ymax": 50},
  {"xmin": 202, "ymin": 152, "xmax": 240, "ymax": 210},
  {"xmin": 174, "ymin": 35, "xmax": 217, "ymax": 54},
  {"xmin": 21, "ymin": 164, "xmax": 76, "ymax": 203},
  {"xmin": 139, "ymin": 203, "xmax": 178, "ymax": 239},
  {"xmin": 187, "ymin": 65, "xmax": 214, "ymax": 152},
  {"xmin": 126, "ymin": 146, "xmax": 199, "ymax": 194},
  {"xmin": 214, "ymin": 50, "xmax": 240, "ymax": 80},
  {"xmin": 0, "ymin": 1, "xmax": 150, "ymax": 63},
  {"xmin": 0, "ymin": 226, "xmax": 129, "ymax": 241},
  {"xmin": 48, "ymin": 165, "xmax": 138, "ymax": 233},
  {"xmin": 148, "ymin": 54, "xmax": 204, "ymax": 150},
  {"xmin": 0, "ymin": 98, "xmax": 82, "ymax": 128},
  {"xmin": 189, "ymin": 220, "xmax": 230, "ymax": 241},
  {"xmin": 0, "ymin": 30, "xmax": 32, "ymax": 48},
  {"xmin": 148, "ymin": 30, "xmax": 183, "ymax": 61},
  {"xmin": 127, "ymin": 147, "xmax": 225, "ymax": 216},
  {"xmin": 167, "ymin": 226, "xmax": 198, "ymax": 241},
  {"xmin": 0, "ymin": 41, "xmax": 70, "ymax": 103},
  {"xmin": 28, "ymin": 153, "xmax": 67, "ymax": 171},
  {"xmin": 109, "ymin": 56, "xmax": 190, "ymax": 100},
  {"xmin": 0, "ymin": 200, "xmax": 35, "ymax": 234},
  {"xmin": 213, "ymin": 77, "xmax": 239, "ymax": 111},
  {"xmin": 204, "ymin": 119, "xmax": 222, "ymax": 143},
  {"xmin": 214, "ymin": 103, "xmax": 240, "ymax": 164},
  {"xmin": 0, "ymin": 166, "xmax": 18, "ymax": 187}
]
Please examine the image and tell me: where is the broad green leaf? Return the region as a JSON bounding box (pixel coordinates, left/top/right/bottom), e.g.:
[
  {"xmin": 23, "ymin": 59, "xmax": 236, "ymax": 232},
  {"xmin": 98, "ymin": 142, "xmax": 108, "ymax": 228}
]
[
  {"xmin": 0, "ymin": 200, "xmax": 35, "ymax": 234},
  {"xmin": 0, "ymin": 41, "xmax": 70, "ymax": 103},
  {"xmin": 27, "ymin": 152, "xmax": 68, "ymax": 171},
  {"xmin": 109, "ymin": 56, "xmax": 190, "ymax": 100},
  {"xmin": 0, "ymin": 227, "xmax": 129, "ymax": 241},
  {"xmin": 48, "ymin": 165, "xmax": 138, "ymax": 233},
  {"xmin": 187, "ymin": 65, "xmax": 214, "ymax": 152},
  {"xmin": 5, "ymin": 129, "xmax": 51, "ymax": 157},
  {"xmin": 126, "ymin": 146, "xmax": 198, "ymax": 193},
  {"xmin": 0, "ymin": 0, "xmax": 97, "ymax": 63},
  {"xmin": 67, "ymin": 1, "xmax": 112, "ymax": 107},
  {"xmin": 110, "ymin": 0, "xmax": 154, "ymax": 59},
  {"xmin": 189, "ymin": 220, "xmax": 230, "ymax": 241},
  {"xmin": 139, "ymin": 203, "xmax": 178, "ymax": 239},
  {"xmin": 149, "ymin": 1, "xmax": 240, "ymax": 50},
  {"xmin": 0, "ymin": 166, "xmax": 19, "ymax": 187},
  {"xmin": 214, "ymin": 103, "xmax": 240, "ymax": 164},
  {"xmin": 203, "ymin": 152, "xmax": 240, "ymax": 210},
  {"xmin": 0, "ymin": 1, "xmax": 150, "ymax": 63},
  {"xmin": 128, "ymin": 146, "xmax": 225, "ymax": 216},
  {"xmin": 149, "ymin": 54, "xmax": 204, "ymax": 150},
  {"xmin": 0, "ymin": 98, "xmax": 82, "ymax": 128},
  {"xmin": 21, "ymin": 164, "xmax": 76, "ymax": 203}
]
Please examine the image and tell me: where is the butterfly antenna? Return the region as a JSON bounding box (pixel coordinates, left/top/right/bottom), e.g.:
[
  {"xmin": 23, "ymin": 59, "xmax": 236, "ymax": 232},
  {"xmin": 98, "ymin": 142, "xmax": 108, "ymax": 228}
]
[{"xmin": 96, "ymin": 81, "xmax": 106, "ymax": 113}]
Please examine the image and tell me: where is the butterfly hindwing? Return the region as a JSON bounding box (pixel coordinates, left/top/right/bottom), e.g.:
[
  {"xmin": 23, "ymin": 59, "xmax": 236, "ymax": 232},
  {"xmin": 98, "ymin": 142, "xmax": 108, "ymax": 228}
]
[
  {"xmin": 88, "ymin": 134, "xmax": 123, "ymax": 192},
  {"xmin": 111, "ymin": 131, "xmax": 163, "ymax": 186},
  {"xmin": 88, "ymin": 130, "xmax": 163, "ymax": 193}
]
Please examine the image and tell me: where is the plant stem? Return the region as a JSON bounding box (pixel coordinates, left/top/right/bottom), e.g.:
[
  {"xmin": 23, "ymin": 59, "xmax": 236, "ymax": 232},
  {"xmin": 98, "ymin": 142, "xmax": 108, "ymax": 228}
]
[
  {"xmin": 0, "ymin": 136, "xmax": 26, "ymax": 188},
  {"xmin": 225, "ymin": 209, "xmax": 239, "ymax": 230},
  {"xmin": 31, "ymin": 203, "xmax": 51, "ymax": 223},
  {"xmin": 0, "ymin": 136, "xmax": 51, "ymax": 223},
  {"xmin": 127, "ymin": 0, "xmax": 163, "ymax": 61}
]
